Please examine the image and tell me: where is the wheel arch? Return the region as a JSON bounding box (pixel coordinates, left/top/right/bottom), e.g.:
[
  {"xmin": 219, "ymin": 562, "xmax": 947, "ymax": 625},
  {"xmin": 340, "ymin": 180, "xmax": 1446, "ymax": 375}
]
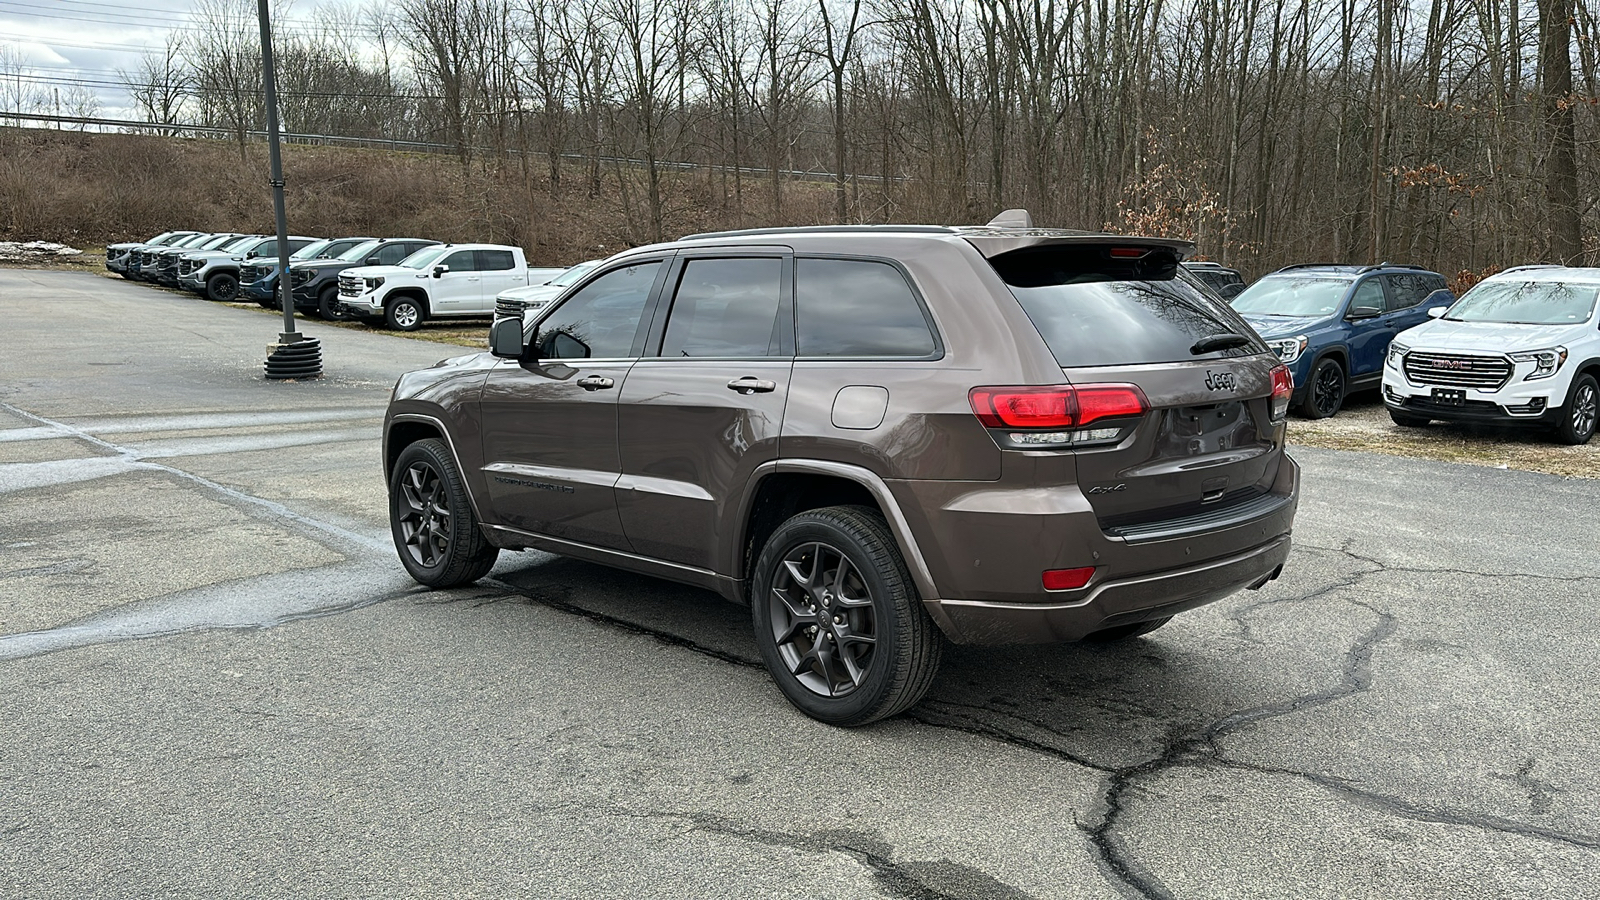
[
  {"xmin": 729, "ymin": 460, "xmax": 940, "ymax": 604},
  {"xmin": 385, "ymin": 288, "xmax": 431, "ymax": 313},
  {"xmin": 385, "ymin": 412, "xmax": 489, "ymax": 524}
]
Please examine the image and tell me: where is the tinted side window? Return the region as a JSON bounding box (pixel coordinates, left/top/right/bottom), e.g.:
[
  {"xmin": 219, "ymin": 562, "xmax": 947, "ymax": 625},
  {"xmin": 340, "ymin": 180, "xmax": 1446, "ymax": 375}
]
[
  {"xmin": 376, "ymin": 244, "xmax": 413, "ymax": 265},
  {"xmin": 442, "ymin": 250, "xmax": 477, "ymax": 272},
  {"xmin": 1383, "ymin": 274, "xmax": 1426, "ymax": 311},
  {"xmin": 536, "ymin": 261, "xmax": 661, "ymax": 359},
  {"xmin": 796, "ymin": 258, "xmax": 937, "ymax": 357},
  {"xmin": 660, "ymin": 257, "xmax": 784, "ymax": 358},
  {"xmin": 253, "ymin": 240, "xmax": 278, "ymax": 258},
  {"xmin": 477, "ymin": 249, "xmax": 515, "ymax": 271},
  {"xmin": 285, "ymin": 239, "xmax": 314, "ymax": 254}
]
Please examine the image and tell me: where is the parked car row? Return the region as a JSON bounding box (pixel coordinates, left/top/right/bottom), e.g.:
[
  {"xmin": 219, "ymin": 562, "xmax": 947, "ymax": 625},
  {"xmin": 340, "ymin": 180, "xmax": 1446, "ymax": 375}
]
[
  {"xmin": 1221, "ymin": 260, "xmax": 1599, "ymax": 444},
  {"xmin": 107, "ymin": 230, "xmax": 589, "ymax": 331}
]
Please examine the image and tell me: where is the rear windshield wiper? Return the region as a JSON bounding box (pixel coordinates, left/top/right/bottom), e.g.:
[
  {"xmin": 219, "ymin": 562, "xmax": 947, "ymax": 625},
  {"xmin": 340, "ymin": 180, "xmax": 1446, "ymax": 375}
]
[{"xmin": 1190, "ymin": 333, "xmax": 1254, "ymax": 355}]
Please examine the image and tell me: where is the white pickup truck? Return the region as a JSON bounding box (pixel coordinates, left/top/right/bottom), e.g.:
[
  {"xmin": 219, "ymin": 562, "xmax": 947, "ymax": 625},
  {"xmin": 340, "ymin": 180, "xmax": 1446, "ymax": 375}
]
[{"xmin": 336, "ymin": 243, "xmax": 563, "ymax": 331}]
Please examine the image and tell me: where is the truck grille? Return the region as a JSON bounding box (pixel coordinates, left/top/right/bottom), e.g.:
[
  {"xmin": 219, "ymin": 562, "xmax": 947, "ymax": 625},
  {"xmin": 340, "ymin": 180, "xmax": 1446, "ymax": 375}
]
[
  {"xmin": 339, "ymin": 274, "xmax": 363, "ymax": 297},
  {"xmin": 494, "ymin": 297, "xmax": 528, "ymax": 320},
  {"xmin": 239, "ymin": 264, "xmax": 265, "ymax": 283},
  {"xmin": 1403, "ymin": 352, "xmax": 1512, "ymax": 391}
]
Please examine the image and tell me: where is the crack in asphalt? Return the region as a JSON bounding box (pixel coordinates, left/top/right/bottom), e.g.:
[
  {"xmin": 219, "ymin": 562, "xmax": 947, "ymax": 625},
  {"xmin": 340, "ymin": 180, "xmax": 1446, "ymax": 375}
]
[
  {"xmin": 489, "ymin": 552, "xmax": 1600, "ymax": 900},
  {"xmin": 609, "ymin": 809, "xmax": 1034, "ymax": 899}
]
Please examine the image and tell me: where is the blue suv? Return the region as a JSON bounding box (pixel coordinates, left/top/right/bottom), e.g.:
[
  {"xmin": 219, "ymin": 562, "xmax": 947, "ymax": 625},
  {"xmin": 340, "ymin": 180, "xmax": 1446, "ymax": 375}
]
[{"xmin": 1230, "ymin": 264, "xmax": 1455, "ymax": 417}]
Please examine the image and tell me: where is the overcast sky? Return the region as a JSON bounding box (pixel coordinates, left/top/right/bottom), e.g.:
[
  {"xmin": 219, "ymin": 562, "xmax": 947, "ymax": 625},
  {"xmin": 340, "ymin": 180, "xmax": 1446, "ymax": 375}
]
[{"xmin": 1, "ymin": 0, "xmax": 336, "ymax": 121}]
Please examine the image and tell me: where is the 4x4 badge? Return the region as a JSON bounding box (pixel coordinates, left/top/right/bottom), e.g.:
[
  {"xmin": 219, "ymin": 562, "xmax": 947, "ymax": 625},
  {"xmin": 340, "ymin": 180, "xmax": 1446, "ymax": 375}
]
[{"xmin": 1205, "ymin": 371, "xmax": 1238, "ymax": 391}]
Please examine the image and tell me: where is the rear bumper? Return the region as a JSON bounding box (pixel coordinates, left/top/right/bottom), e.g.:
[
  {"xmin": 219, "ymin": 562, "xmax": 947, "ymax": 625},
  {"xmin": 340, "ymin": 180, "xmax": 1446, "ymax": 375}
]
[{"xmin": 925, "ymin": 533, "xmax": 1291, "ymax": 644}]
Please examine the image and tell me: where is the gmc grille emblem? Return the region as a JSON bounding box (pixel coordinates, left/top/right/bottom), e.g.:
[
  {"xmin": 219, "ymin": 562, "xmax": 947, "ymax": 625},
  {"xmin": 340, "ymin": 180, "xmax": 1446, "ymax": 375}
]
[
  {"xmin": 1434, "ymin": 359, "xmax": 1470, "ymax": 369},
  {"xmin": 1204, "ymin": 371, "xmax": 1238, "ymax": 391}
]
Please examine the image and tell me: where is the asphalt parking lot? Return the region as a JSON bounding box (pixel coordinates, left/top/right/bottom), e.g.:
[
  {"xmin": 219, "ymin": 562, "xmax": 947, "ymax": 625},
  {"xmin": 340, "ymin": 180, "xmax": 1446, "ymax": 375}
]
[{"xmin": 2, "ymin": 269, "xmax": 1598, "ymax": 898}]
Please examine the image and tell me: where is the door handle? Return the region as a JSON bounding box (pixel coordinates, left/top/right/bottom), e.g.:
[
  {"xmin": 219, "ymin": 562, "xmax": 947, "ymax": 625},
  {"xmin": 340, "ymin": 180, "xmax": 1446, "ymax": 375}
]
[
  {"xmin": 727, "ymin": 377, "xmax": 778, "ymax": 394},
  {"xmin": 577, "ymin": 375, "xmax": 615, "ymax": 391}
]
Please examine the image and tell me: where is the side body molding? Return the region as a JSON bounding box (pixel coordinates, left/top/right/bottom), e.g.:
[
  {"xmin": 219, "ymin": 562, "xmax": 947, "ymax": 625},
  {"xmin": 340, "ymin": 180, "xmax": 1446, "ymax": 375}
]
[{"xmin": 734, "ymin": 459, "xmax": 941, "ymax": 602}]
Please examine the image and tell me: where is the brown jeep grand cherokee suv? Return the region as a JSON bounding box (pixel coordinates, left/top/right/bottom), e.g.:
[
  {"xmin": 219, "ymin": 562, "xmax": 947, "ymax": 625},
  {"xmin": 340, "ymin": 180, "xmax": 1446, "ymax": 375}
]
[{"xmin": 383, "ymin": 211, "xmax": 1299, "ymax": 725}]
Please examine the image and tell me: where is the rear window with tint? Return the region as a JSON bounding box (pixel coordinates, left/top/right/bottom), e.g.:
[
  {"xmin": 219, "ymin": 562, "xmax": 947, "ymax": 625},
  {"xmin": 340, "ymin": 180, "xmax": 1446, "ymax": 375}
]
[
  {"xmin": 795, "ymin": 258, "xmax": 937, "ymax": 357},
  {"xmin": 992, "ymin": 245, "xmax": 1259, "ymax": 367}
]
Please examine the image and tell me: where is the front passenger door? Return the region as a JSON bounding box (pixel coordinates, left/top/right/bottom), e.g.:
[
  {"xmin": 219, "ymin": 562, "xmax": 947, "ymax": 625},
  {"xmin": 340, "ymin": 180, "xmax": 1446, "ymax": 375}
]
[
  {"xmin": 1345, "ymin": 277, "xmax": 1391, "ymax": 377},
  {"xmin": 431, "ymin": 250, "xmax": 481, "ymax": 312},
  {"xmin": 478, "ymin": 259, "xmax": 667, "ymax": 549}
]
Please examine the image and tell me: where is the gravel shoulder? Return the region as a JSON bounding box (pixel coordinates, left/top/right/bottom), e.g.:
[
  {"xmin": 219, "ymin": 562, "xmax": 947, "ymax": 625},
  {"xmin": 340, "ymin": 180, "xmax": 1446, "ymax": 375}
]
[{"xmin": 1287, "ymin": 390, "xmax": 1599, "ymax": 479}]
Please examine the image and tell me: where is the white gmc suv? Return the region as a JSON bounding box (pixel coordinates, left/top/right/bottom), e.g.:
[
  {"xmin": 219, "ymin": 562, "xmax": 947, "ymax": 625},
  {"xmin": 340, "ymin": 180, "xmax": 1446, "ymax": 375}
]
[
  {"xmin": 1382, "ymin": 265, "xmax": 1600, "ymax": 444},
  {"xmin": 337, "ymin": 244, "xmax": 555, "ymax": 331}
]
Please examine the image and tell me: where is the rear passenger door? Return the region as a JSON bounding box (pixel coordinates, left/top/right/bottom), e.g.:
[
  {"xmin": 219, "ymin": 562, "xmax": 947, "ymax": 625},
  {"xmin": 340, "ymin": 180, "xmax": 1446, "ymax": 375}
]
[
  {"xmin": 1382, "ymin": 273, "xmax": 1432, "ymax": 332},
  {"xmin": 475, "ymin": 249, "xmax": 520, "ymax": 313},
  {"xmin": 615, "ymin": 251, "xmax": 793, "ymax": 571},
  {"xmin": 430, "ymin": 249, "xmax": 482, "ymax": 312}
]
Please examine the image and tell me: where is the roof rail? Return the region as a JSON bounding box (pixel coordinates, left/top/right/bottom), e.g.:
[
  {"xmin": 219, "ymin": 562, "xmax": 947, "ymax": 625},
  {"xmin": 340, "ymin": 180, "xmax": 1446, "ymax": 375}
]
[
  {"xmin": 1500, "ymin": 264, "xmax": 1565, "ymax": 274},
  {"xmin": 678, "ymin": 224, "xmax": 955, "ymax": 241},
  {"xmin": 1273, "ymin": 263, "xmax": 1351, "ymax": 272}
]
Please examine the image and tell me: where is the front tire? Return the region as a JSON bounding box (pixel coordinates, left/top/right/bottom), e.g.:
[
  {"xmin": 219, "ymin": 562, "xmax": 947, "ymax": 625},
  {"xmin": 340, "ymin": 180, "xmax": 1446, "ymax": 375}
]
[
  {"xmin": 318, "ymin": 286, "xmax": 351, "ymax": 321},
  {"xmin": 389, "ymin": 438, "xmax": 499, "ymax": 587},
  {"xmin": 205, "ymin": 272, "xmax": 240, "ymax": 302},
  {"xmin": 1388, "ymin": 409, "xmax": 1431, "ymax": 428},
  {"xmin": 385, "ymin": 295, "xmax": 426, "ymax": 331},
  {"xmin": 1300, "ymin": 357, "xmax": 1346, "ymax": 419},
  {"xmin": 1554, "ymin": 374, "xmax": 1599, "ymax": 445},
  {"xmin": 750, "ymin": 505, "xmax": 942, "ymax": 726}
]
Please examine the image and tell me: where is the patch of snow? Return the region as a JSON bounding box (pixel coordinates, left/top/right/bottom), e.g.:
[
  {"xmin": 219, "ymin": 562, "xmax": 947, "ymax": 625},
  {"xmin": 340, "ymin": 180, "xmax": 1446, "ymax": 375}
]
[{"xmin": 0, "ymin": 241, "xmax": 84, "ymax": 261}]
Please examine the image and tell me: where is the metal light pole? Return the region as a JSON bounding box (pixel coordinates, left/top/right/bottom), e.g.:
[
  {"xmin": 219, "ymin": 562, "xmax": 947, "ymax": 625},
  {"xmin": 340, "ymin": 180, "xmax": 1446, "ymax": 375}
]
[{"xmin": 258, "ymin": 0, "xmax": 322, "ymax": 379}]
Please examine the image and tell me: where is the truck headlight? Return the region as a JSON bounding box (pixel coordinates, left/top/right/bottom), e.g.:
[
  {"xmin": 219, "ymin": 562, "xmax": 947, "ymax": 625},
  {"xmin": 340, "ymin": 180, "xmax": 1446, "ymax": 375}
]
[
  {"xmin": 1270, "ymin": 335, "xmax": 1307, "ymax": 364},
  {"xmin": 1511, "ymin": 346, "xmax": 1567, "ymax": 381},
  {"xmin": 1386, "ymin": 341, "xmax": 1409, "ymax": 369},
  {"xmin": 365, "ymin": 276, "xmax": 385, "ymax": 290}
]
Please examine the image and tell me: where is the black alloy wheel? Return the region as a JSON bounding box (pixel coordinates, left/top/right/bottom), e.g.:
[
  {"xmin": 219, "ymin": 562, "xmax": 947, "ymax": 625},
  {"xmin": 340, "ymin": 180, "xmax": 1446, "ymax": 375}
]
[
  {"xmin": 318, "ymin": 285, "xmax": 351, "ymax": 321},
  {"xmin": 1556, "ymin": 374, "xmax": 1599, "ymax": 445},
  {"xmin": 751, "ymin": 505, "xmax": 941, "ymax": 726},
  {"xmin": 769, "ymin": 540, "xmax": 879, "ymax": 698},
  {"xmin": 1301, "ymin": 357, "xmax": 1346, "ymax": 419},
  {"xmin": 389, "ymin": 438, "xmax": 499, "ymax": 587},
  {"xmin": 206, "ymin": 272, "xmax": 240, "ymax": 302}
]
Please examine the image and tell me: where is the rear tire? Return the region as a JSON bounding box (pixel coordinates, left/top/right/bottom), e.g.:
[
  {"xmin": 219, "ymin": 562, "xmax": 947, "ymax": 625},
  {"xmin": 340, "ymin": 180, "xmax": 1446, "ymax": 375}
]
[
  {"xmin": 1554, "ymin": 374, "xmax": 1599, "ymax": 445},
  {"xmin": 205, "ymin": 272, "xmax": 240, "ymax": 302},
  {"xmin": 750, "ymin": 505, "xmax": 942, "ymax": 726},
  {"xmin": 1388, "ymin": 409, "xmax": 1431, "ymax": 428},
  {"xmin": 1300, "ymin": 357, "xmax": 1346, "ymax": 419},
  {"xmin": 389, "ymin": 438, "xmax": 499, "ymax": 587},
  {"xmin": 1083, "ymin": 617, "xmax": 1171, "ymax": 643},
  {"xmin": 385, "ymin": 295, "xmax": 426, "ymax": 331}
]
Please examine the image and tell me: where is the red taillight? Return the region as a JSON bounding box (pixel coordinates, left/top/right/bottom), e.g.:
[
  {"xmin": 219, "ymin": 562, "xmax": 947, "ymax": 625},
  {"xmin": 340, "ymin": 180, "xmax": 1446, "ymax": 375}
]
[
  {"xmin": 1042, "ymin": 567, "xmax": 1096, "ymax": 591},
  {"xmin": 969, "ymin": 384, "xmax": 1147, "ymax": 430},
  {"xmin": 1270, "ymin": 364, "xmax": 1293, "ymax": 420},
  {"xmin": 1108, "ymin": 247, "xmax": 1149, "ymax": 259}
]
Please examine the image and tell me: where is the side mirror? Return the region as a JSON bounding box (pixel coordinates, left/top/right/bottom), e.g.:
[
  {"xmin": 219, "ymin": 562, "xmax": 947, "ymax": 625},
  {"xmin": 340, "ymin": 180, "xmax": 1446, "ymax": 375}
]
[
  {"xmin": 489, "ymin": 318, "xmax": 528, "ymax": 359},
  {"xmin": 1348, "ymin": 305, "xmax": 1381, "ymax": 320},
  {"xmin": 433, "ymin": 265, "xmax": 449, "ymax": 278},
  {"xmin": 366, "ymin": 256, "xmax": 381, "ymax": 265},
  {"xmin": 1427, "ymin": 306, "xmax": 1448, "ymax": 319}
]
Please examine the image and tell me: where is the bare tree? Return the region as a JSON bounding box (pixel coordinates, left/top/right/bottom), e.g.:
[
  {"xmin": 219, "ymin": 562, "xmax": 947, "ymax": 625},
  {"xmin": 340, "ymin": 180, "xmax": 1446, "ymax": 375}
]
[{"xmin": 122, "ymin": 34, "xmax": 193, "ymax": 135}]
